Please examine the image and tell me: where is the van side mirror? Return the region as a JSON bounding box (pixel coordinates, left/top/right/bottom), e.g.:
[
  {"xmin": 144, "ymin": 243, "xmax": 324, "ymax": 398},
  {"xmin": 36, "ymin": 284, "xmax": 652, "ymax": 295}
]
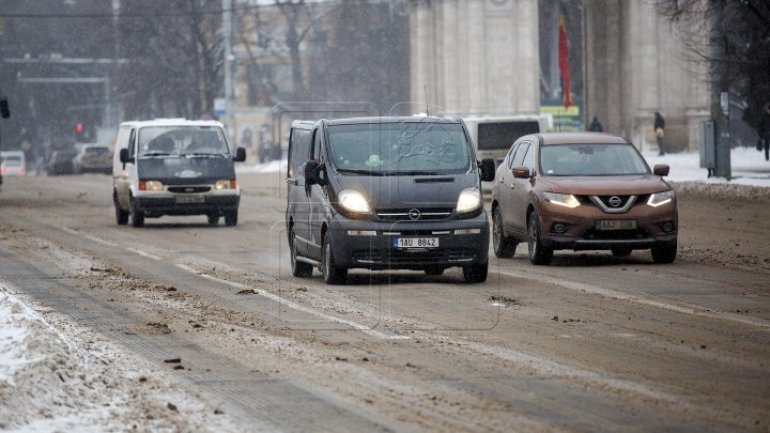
[
  {"xmin": 119, "ymin": 148, "xmax": 131, "ymax": 164},
  {"xmin": 0, "ymin": 95, "xmax": 9, "ymax": 119},
  {"xmin": 512, "ymin": 166, "xmax": 531, "ymax": 179},
  {"xmin": 234, "ymin": 147, "xmax": 246, "ymax": 162},
  {"xmin": 653, "ymin": 164, "xmax": 669, "ymax": 176},
  {"xmin": 304, "ymin": 160, "xmax": 326, "ymax": 186},
  {"xmin": 479, "ymin": 158, "xmax": 496, "ymax": 182}
]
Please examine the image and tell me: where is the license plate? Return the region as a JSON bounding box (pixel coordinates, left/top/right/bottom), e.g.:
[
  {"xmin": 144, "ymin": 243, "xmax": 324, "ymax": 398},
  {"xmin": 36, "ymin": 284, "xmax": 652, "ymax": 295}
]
[
  {"xmin": 393, "ymin": 237, "xmax": 439, "ymax": 248},
  {"xmin": 176, "ymin": 195, "xmax": 205, "ymax": 204},
  {"xmin": 596, "ymin": 220, "xmax": 637, "ymax": 230}
]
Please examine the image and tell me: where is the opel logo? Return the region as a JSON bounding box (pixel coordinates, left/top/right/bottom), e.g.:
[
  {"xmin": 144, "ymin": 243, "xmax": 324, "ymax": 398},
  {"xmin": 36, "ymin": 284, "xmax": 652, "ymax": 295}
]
[
  {"xmin": 608, "ymin": 196, "xmax": 623, "ymax": 207},
  {"xmin": 408, "ymin": 208, "xmax": 421, "ymax": 220}
]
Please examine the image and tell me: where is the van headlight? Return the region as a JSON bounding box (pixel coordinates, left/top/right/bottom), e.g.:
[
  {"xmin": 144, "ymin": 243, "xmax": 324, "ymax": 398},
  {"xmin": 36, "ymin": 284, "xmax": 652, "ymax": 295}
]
[
  {"xmin": 543, "ymin": 192, "xmax": 580, "ymax": 208},
  {"xmin": 647, "ymin": 190, "xmax": 674, "ymax": 207},
  {"xmin": 139, "ymin": 180, "xmax": 164, "ymax": 191},
  {"xmin": 338, "ymin": 189, "xmax": 370, "ymax": 213},
  {"xmin": 456, "ymin": 188, "xmax": 481, "ymax": 213},
  {"xmin": 214, "ymin": 179, "xmax": 236, "ymax": 190}
]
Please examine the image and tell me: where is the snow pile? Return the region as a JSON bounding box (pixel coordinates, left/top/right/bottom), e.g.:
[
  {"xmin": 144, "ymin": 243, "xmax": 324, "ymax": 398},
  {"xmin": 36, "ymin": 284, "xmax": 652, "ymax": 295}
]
[
  {"xmin": 0, "ymin": 287, "xmax": 243, "ymax": 433},
  {"xmin": 643, "ymin": 147, "xmax": 770, "ymax": 188}
]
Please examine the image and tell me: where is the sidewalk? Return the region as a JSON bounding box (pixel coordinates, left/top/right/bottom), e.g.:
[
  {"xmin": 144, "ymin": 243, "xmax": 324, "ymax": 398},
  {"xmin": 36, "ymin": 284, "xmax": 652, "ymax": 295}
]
[{"xmin": 643, "ymin": 146, "xmax": 770, "ymax": 188}]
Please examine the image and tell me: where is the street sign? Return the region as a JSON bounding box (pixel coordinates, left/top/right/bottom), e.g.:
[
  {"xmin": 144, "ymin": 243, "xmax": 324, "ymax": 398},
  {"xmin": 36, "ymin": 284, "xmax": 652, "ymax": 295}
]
[{"xmin": 213, "ymin": 97, "xmax": 226, "ymax": 117}]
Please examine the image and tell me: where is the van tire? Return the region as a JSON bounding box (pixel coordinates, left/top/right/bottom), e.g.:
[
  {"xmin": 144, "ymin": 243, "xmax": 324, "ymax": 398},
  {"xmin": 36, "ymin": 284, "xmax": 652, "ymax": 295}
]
[
  {"xmin": 224, "ymin": 210, "xmax": 238, "ymax": 226},
  {"xmin": 611, "ymin": 247, "xmax": 632, "ymax": 257},
  {"xmin": 207, "ymin": 214, "xmax": 220, "ymax": 225},
  {"xmin": 322, "ymin": 235, "xmax": 347, "ymax": 285},
  {"xmin": 492, "ymin": 207, "xmax": 516, "ymax": 258},
  {"xmin": 114, "ymin": 191, "xmax": 128, "ymax": 225},
  {"xmin": 463, "ymin": 262, "xmax": 488, "ymax": 283},
  {"xmin": 290, "ymin": 229, "xmax": 313, "ymax": 278},
  {"xmin": 527, "ymin": 209, "xmax": 553, "ymax": 265},
  {"xmin": 425, "ymin": 267, "xmax": 445, "ymax": 276},
  {"xmin": 130, "ymin": 195, "xmax": 144, "ymax": 227}
]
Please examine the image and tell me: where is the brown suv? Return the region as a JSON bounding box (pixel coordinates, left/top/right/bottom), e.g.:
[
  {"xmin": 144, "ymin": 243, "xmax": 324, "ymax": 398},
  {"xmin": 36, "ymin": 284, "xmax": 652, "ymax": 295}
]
[{"xmin": 491, "ymin": 132, "xmax": 677, "ymax": 265}]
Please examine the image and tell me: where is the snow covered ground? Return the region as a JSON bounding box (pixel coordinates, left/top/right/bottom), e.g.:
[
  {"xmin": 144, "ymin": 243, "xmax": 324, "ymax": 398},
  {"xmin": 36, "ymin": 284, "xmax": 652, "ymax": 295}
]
[{"xmin": 3, "ymin": 146, "xmax": 768, "ymax": 432}]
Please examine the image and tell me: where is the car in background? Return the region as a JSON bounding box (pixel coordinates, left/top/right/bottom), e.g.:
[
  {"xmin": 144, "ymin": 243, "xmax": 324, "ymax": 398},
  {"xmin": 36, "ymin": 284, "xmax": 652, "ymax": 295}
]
[
  {"xmin": 491, "ymin": 132, "xmax": 677, "ymax": 265},
  {"xmin": 73, "ymin": 144, "xmax": 112, "ymax": 174},
  {"xmin": 0, "ymin": 150, "xmax": 27, "ymax": 176},
  {"xmin": 47, "ymin": 150, "xmax": 76, "ymax": 175}
]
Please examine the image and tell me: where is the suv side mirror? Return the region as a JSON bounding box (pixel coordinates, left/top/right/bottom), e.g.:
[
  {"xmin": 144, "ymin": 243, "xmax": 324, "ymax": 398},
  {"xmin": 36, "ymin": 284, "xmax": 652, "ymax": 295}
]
[
  {"xmin": 479, "ymin": 158, "xmax": 496, "ymax": 182},
  {"xmin": 653, "ymin": 164, "xmax": 669, "ymax": 176},
  {"xmin": 0, "ymin": 95, "xmax": 9, "ymax": 118},
  {"xmin": 119, "ymin": 148, "xmax": 131, "ymax": 164},
  {"xmin": 304, "ymin": 160, "xmax": 326, "ymax": 186},
  {"xmin": 512, "ymin": 166, "xmax": 531, "ymax": 179},
  {"xmin": 234, "ymin": 147, "xmax": 246, "ymax": 162}
]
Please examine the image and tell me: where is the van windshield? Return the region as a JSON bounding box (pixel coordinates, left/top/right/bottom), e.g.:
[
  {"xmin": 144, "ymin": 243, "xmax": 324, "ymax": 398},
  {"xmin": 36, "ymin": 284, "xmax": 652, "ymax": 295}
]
[
  {"xmin": 540, "ymin": 144, "xmax": 650, "ymax": 176},
  {"xmin": 326, "ymin": 122, "xmax": 472, "ymax": 175},
  {"xmin": 138, "ymin": 126, "xmax": 229, "ymax": 156}
]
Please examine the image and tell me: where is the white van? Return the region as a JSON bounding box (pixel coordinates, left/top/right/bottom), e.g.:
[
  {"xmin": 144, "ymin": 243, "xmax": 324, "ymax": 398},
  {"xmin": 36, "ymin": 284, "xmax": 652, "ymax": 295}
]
[
  {"xmin": 462, "ymin": 115, "xmax": 547, "ymax": 165},
  {"xmin": 0, "ymin": 150, "xmax": 27, "ymax": 176},
  {"xmin": 112, "ymin": 119, "xmax": 246, "ymax": 227}
]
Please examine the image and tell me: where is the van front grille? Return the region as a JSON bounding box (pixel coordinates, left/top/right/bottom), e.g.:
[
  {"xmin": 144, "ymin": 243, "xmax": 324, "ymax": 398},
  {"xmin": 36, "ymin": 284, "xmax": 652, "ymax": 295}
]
[{"xmin": 168, "ymin": 186, "xmax": 211, "ymax": 193}]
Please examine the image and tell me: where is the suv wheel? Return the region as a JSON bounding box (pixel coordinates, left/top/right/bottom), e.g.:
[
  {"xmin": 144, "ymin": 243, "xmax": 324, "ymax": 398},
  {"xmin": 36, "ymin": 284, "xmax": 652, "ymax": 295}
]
[
  {"xmin": 290, "ymin": 229, "xmax": 313, "ymax": 278},
  {"xmin": 651, "ymin": 241, "xmax": 677, "ymax": 264},
  {"xmin": 322, "ymin": 235, "xmax": 347, "ymax": 285},
  {"xmin": 527, "ymin": 209, "xmax": 553, "ymax": 265},
  {"xmin": 463, "ymin": 262, "xmax": 488, "ymax": 283},
  {"xmin": 492, "ymin": 207, "xmax": 517, "ymax": 258}
]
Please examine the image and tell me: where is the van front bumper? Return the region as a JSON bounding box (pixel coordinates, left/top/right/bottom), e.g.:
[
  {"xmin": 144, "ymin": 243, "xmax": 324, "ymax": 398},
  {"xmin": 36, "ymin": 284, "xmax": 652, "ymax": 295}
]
[
  {"xmin": 133, "ymin": 193, "xmax": 239, "ymax": 217},
  {"xmin": 327, "ymin": 212, "xmax": 490, "ymax": 270}
]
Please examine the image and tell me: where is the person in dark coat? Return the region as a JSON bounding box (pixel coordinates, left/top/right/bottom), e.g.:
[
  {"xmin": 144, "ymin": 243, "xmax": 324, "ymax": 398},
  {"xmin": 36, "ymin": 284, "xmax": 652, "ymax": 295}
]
[
  {"xmin": 589, "ymin": 117, "xmax": 603, "ymax": 132},
  {"xmin": 654, "ymin": 111, "xmax": 666, "ymax": 156}
]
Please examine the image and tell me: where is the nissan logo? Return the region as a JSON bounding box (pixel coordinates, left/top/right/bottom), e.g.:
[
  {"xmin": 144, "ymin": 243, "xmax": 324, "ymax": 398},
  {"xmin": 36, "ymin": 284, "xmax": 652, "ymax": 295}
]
[
  {"xmin": 608, "ymin": 196, "xmax": 623, "ymax": 207},
  {"xmin": 408, "ymin": 208, "xmax": 421, "ymax": 220}
]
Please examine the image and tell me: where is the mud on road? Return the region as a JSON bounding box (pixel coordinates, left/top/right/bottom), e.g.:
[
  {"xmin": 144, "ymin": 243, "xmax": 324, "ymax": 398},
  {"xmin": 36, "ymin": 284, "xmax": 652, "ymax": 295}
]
[{"xmin": 1, "ymin": 173, "xmax": 769, "ymax": 432}]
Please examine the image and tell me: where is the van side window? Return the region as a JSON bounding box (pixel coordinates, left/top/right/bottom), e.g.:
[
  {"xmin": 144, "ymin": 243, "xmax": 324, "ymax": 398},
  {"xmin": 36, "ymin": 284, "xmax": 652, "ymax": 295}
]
[
  {"xmin": 288, "ymin": 129, "xmax": 311, "ymax": 178},
  {"xmin": 511, "ymin": 142, "xmax": 529, "ymax": 167},
  {"xmin": 312, "ymin": 128, "xmax": 322, "ymax": 161},
  {"xmin": 128, "ymin": 129, "xmax": 137, "ymax": 158}
]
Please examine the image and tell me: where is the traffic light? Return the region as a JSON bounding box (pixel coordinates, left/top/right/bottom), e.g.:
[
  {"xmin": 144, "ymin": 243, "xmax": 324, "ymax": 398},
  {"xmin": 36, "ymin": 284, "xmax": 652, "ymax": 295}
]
[{"xmin": 75, "ymin": 122, "xmax": 85, "ymax": 141}]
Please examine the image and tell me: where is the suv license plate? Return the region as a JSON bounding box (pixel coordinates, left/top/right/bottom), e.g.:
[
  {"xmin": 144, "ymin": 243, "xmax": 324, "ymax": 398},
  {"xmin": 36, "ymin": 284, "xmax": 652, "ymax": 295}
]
[
  {"xmin": 596, "ymin": 220, "xmax": 637, "ymax": 230},
  {"xmin": 393, "ymin": 237, "xmax": 439, "ymax": 249},
  {"xmin": 176, "ymin": 195, "xmax": 205, "ymax": 204}
]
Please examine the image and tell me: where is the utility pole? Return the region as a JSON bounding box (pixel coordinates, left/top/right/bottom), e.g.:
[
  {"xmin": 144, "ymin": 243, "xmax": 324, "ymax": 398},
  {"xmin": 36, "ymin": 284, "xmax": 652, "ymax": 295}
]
[
  {"xmin": 710, "ymin": 0, "xmax": 731, "ymax": 179},
  {"xmin": 223, "ymin": 0, "xmax": 236, "ymax": 150}
]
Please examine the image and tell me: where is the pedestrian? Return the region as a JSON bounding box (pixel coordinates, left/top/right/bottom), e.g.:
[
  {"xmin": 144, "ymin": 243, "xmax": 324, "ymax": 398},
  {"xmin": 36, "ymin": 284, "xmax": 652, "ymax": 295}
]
[
  {"xmin": 758, "ymin": 103, "xmax": 770, "ymax": 162},
  {"xmin": 589, "ymin": 116, "xmax": 603, "ymax": 132},
  {"xmin": 654, "ymin": 111, "xmax": 666, "ymax": 156}
]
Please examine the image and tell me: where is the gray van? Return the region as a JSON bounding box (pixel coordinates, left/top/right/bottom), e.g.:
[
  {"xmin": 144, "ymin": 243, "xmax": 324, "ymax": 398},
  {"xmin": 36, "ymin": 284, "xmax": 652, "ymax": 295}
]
[{"xmin": 285, "ymin": 116, "xmax": 496, "ymax": 284}]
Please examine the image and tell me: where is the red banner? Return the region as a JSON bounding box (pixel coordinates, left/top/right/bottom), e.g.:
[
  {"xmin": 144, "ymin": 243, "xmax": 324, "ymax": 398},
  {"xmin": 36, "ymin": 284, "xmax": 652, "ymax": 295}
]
[{"xmin": 558, "ymin": 15, "xmax": 572, "ymax": 109}]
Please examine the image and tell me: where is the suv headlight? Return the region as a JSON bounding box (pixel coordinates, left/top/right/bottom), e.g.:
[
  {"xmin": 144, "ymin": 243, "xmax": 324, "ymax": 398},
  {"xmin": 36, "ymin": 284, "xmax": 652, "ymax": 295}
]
[
  {"xmin": 338, "ymin": 189, "xmax": 370, "ymax": 213},
  {"xmin": 456, "ymin": 188, "xmax": 481, "ymax": 213},
  {"xmin": 647, "ymin": 190, "xmax": 674, "ymax": 207},
  {"xmin": 543, "ymin": 192, "xmax": 580, "ymax": 208}
]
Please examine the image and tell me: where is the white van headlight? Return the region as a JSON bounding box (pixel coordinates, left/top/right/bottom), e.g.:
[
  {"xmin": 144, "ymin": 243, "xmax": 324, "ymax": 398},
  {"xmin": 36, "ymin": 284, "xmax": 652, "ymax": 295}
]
[
  {"xmin": 456, "ymin": 188, "xmax": 481, "ymax": 213},
  {"xmin": 214, "ymin": 179, "xmax": 236, "ymax": 190},
  {"xmin": 140, "ymin": 180, "xmax": 164, "ymax": 191},
  {"xmin": 647, "ymin": 190, "xmax": 674, "ymax": 207},
  {"xmin": 338, "ymin": 189, "xmax": 370, "ymax": 213}
]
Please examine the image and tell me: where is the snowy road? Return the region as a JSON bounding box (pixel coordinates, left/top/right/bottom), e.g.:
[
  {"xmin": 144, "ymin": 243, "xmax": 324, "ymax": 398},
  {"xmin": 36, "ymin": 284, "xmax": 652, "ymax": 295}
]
[{"xmin": 1, "ymin": 167, "xmax": 769, "ymax": 432}]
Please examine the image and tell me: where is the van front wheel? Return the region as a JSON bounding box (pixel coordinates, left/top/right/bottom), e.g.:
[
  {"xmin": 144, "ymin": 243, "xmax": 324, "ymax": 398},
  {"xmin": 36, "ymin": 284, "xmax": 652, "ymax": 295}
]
[
  {"xmin": 463, "ymin": 262, "xmax": 488, "ymax": 283},
  {"xmin": 290, "ymin": 229, "xmax": 313, "ymax": 278},
  {"xmin": 322, "ymin": 235, "xmax": 347, "ymax": 285},
  {"xmin": 224, "ymin": 210, "xmax": 238, "ymax": 226}
]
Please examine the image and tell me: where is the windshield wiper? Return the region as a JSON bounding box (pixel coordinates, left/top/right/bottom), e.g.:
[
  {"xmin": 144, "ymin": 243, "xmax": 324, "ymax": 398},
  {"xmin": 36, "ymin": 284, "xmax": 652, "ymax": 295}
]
[
  {"xmin": 336, "ymin": 168, "xmax": 384, "ymax": 176},
  {"xmin": 140, "ymin": 152, "xmax": 172, "ymax": 157},
  {"xmin": 394, "ymin": 170, "xmax": 439, "ymax": 175},
  {"xmin": 182, "ymin": 152, "xmax": 226, "ymax": 158}
]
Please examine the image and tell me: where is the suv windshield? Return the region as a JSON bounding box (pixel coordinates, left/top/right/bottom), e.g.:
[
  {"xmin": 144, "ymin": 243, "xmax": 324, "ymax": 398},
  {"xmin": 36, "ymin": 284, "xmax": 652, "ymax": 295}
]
[
  {"xmin": 540, "ymin": 144, "xmax": 649, "ymax": 176},
  {"xmin": 138, "ymin": 126, "xmax": 229, "ymax": 156},
  {"xmin": 326, "ymin": 122, "xmax": 472, "ymax": 175}
]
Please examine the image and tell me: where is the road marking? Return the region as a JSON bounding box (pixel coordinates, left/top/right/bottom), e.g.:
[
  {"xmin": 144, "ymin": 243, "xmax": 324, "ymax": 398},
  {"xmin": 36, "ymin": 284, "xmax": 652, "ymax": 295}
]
[
  {"xmin": 125, "ymin": 247, "xmax": 162, "ymax": 261},
  {"xmin": 174, "ymin": 263, "xmax": 409, "ymax": 341},
  {"xmin": 497, "ymin": 268, "xmax": 770, "ymax": 329},
  {"xmin": 61, "ymin": 227, "xmax": 119, "ymax": 248}
]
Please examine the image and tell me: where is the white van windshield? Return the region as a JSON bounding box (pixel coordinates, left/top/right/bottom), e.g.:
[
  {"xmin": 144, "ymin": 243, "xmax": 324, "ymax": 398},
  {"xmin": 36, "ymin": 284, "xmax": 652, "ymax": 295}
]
[
  {"xmin": 326, "ymin": 122, "xmax": 471, "ymax": 175},
  {"xmin": 138, "ymin": 126, "xmax": 229, "ymax": 156}
]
